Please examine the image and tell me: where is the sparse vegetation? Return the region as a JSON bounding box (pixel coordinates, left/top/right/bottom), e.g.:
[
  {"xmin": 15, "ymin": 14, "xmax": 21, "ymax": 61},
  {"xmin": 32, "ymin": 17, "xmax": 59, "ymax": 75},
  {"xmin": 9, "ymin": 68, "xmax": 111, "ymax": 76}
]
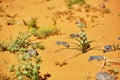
[
  {"xmin": 0, "ymin": 0, "xmax": 119, "ymax": 80},
  {"xmin": 9, "ymin": 52, "xmax": 50, "ymax": 80},
  {"xmin": 65, "ymin": 0, "xmax": 86, "ymax": 8},
  {"xmin": 32, "ymin": 26, "xmax": 60, "ymax": 39},
  {"xmin": 23, "ymin": 18, "xmax": 38, "ymax": 29},
  {"xmin": 0, "ymin": 32, "xmax": 45, "ymax": 53}
]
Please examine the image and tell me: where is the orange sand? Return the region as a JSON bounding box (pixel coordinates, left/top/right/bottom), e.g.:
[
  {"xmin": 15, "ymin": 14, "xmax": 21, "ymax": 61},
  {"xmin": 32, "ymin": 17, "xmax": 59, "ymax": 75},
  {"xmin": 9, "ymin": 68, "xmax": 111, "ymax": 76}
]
[{"xmin": 0, "ymin": 0, "xmax": 120, "ymax": 80}]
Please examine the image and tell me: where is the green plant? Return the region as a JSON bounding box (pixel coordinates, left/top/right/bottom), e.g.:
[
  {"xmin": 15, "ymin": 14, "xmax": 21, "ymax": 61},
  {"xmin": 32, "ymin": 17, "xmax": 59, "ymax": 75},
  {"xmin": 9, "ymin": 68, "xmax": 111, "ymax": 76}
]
[
  {"xmin": 71, "ymin": 30, "xmax": 95, "ymax": 53},
  {"xmin": 32, "ymin": 26, "xmax": 60, "ymax": 39},
  {"xmin": 23, "ymin": 18, "xmax": 38, "ymax": 29},
  {"xmin": 30, "ymin": 42, "xmax": 45, "ymax": 50},
  {"xmin": 7, "ymin": 32, "xmax": 31, "ymax": 53},
  {"xmin": 7, "ymin": 32, "xmax": 45, "ymax": 53},
  {"xmin": 65, "ymin": 0, "xmax": 86, "ymax": 8},
  {"xmin": 9, "ymin": 53, "xmax": 42, "ymax": 80}
]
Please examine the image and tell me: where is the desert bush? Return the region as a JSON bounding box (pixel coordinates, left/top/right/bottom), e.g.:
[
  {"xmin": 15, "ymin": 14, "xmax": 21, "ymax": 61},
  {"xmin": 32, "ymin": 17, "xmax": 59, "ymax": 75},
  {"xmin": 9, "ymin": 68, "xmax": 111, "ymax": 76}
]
[
  {"xmin": 32, "ymin": 26, "xmax": 60, "ymax": 39},
  {"xmin": 7, "ymin": 32, "xmax": 31, "ymax": 53},
  {"xmin": 9, "ymin": 52, "xmax": 50, "ymax": 80},
  {"xmin": 0, "ymin": 32, "xmax": 45, "ymax": 53}
]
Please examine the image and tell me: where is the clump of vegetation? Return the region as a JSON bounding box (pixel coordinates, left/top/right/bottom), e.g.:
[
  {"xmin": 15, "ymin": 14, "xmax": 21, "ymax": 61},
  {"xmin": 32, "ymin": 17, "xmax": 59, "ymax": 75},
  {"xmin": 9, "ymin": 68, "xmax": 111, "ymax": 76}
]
[
  {"xmin": 7, "ymin": 32, "xmax": 31, "ymax": 53},
  {"xmin": 65, "ymin": 0, "xmax": 86, "ymax": 8},
  {"xmin": 9, "ymin": 52, "xmax": 50, "ymax": 80},
  {"xmin": 0, "ymin": 41, "xmax": 8, "ymax": 52},
  {"xmin": 23, "ymin": 18, "xmax": 38, "ymax": 29},
  {"xmin": 32, "ymin": 26, "xmax": 60, "ymax": 39},
  {"xmin": 0, "ymin": 32, "xmax": 45, "ymax": 53}
]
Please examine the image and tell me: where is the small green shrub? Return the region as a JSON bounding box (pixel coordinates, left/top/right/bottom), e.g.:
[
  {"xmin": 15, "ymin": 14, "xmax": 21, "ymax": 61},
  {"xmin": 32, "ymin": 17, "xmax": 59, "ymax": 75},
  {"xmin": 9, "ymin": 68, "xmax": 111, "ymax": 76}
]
[
  {"xmin": 65, "ymin": 0, "xmax": 86, "ymax": 8},
  {"xmin": 6, "ymin": 32, "xmax": 45, "ymax": 53},
  {"xmin": 9, "ymin": 53, "xmax": 42, "ymax": 80},
  {"xmin": 30, "ymin": 42, "xmax": 45, "ymax": 50},
  {"xmin": 7, "ymin": 32, "xmax": 31, "ymax": 53},
  {"xmin": 32, "ymin": 26, "xmax": 60, "ymax": 39},
  {"xmin": 23, "ymin": 18, "xmax": 38, "ymax": 29}
]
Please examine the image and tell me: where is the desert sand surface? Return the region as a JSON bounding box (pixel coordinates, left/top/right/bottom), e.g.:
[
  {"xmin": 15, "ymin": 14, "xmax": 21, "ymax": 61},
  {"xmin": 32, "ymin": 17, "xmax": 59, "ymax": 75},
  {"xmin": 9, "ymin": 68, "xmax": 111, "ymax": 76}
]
[{"xmin": 0, "ymin": 0, "xmax": 120, "ymax": 80}]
